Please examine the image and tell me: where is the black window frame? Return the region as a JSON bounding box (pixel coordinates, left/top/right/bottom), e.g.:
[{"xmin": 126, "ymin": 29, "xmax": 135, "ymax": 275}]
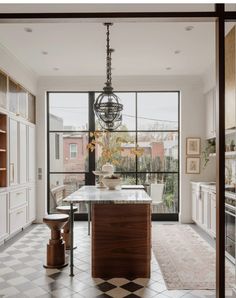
[{"xmin": 47, "ymin": 91, "xmax": 180, "ymax": 221}]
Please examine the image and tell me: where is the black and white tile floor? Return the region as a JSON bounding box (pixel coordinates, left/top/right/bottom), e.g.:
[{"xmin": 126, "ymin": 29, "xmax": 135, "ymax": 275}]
[{"xmin": 0, "ymin": 222, "xmax": 234, "ymax": 298}]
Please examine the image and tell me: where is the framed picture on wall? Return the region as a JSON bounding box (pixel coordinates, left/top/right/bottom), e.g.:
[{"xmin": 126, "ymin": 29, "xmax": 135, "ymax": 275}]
[
  {"xmin": 186, "ymin": 157, "xmax": 200, "ymax": 174},
  {"xmin": 186, "ymin": 137, "xmax": 201, "ymax": 155}
]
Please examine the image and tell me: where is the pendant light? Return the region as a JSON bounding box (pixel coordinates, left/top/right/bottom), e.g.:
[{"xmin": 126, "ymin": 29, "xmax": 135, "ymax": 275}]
[{"xmin": 94, "ymin": 23, "xmax": 123, "ymax": 131}]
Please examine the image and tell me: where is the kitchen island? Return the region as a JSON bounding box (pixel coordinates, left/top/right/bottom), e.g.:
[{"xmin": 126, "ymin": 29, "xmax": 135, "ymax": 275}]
[{"xmin": 64, "ymin": 186, "xmax": 152, "ymax": 278}]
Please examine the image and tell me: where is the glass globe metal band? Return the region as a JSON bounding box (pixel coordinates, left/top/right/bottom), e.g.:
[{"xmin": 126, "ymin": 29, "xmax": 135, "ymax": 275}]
[{"xmin": 94, "ymin": 23, "xmax": 123, "ymax": 131}]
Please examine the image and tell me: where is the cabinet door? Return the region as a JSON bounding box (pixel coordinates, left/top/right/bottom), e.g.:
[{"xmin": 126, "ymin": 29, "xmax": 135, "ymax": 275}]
[
  {"xmin": 18, "ymin": 86, "xmax": 27, "ymax": 119},
  {"xmin": 0, "ymin": 193, "xmax": 8, "ymax": 240},
  {"xmin": 198, "ymin": 191, "xmax": 204, "ymax": 225},
  {"xmin": 9, "ymin": 79, "xmax": 18, "ymax": 115},
  {"xmin": 192, "ymin": 190, "xmax": 196, "ymax": 222},
  {"xmin": 0, "ymin": 71, "xmax": 7, "ymax": 109},
  {"xmin": 210, "ymin": 196, "xmax": 216, "ymax": 236},
  {"xmin": 28, "ymin": 93, "xmax": 35, "ymax": 124},
  {"xmin": 28, "ymin": 187, "xmax": 36, "ymax": 222},
  {"xmin": 28, "ymin": 126, "xmax": 35, "ymax": 183},
  {"xmin": 9, "ymin": 118, "xmax": 18, "ymax": 185},
  {"xmin": 19, "ymin": 123, "xmax": 27, "ymax": 184},
  {"xmin": 206, "ymin": 89, "xmax": 215, "ymax": 139}
]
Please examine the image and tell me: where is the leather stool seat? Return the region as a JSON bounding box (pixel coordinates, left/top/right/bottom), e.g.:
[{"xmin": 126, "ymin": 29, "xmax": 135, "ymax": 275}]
[{"xmin": 43, "ymin": 213, "xmax": 69, "ymax": 269}]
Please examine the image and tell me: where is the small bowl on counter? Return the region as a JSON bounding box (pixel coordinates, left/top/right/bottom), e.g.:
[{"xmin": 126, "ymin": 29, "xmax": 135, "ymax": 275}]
[{"xmin": 102, "ymin": 175, "xmax": 121, "ymax": 190}]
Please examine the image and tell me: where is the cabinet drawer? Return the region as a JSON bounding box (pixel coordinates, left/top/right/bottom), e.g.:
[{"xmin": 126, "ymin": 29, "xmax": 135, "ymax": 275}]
[
  {"xmin": 10, "ymin": 206, "xmax": 27, "ymax": 234},
  {"xmin": 10, "ymin": 189, "xmax": 27, "ymax": 209}
]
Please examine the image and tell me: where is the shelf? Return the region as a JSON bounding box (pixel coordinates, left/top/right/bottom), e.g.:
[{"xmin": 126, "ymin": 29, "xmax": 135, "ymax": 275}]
[
  {"xmin": 0, "ymin": 129, "xmax": 6, "ymax": 134},
  {"xmin": 0, "ymin": 168, "xmax": 6, "ymax": 171},
  {"xmin": 0, "ymin": 149, "xmax": 6, "ymax": 152}
]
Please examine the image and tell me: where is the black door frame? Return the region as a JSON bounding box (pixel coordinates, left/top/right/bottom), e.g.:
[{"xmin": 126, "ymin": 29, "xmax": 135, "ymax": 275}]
[{"xmin": 0, "ymin": 4, "xmax": 235, "ymax": 297}]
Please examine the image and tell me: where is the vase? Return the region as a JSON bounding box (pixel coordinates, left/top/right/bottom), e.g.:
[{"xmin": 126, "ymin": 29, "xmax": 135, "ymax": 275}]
[{"xmin": 102, "ymin": 163, "xmax": 114, "ymax": 175}]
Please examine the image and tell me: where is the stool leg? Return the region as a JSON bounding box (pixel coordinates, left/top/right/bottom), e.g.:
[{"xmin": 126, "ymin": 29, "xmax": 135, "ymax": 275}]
[
  {"xmin": 44, "ymin": 223, "xmax": 68, "ymax": 269},
  {"xmin": 70, "ymin": 202, "xmax": 74, "ymax": 277}
]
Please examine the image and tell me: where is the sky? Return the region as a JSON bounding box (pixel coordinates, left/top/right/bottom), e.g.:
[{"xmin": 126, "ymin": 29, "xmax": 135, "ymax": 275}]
[{"xmin": 49, "ymin": 91, "xmax": 179, "ymax": 131}]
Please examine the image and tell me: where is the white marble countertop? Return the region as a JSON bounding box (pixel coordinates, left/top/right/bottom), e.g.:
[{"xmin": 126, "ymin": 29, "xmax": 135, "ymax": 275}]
[{"xmin": 63, "ymin": 185, "xmax": 152, "ymax": 204}]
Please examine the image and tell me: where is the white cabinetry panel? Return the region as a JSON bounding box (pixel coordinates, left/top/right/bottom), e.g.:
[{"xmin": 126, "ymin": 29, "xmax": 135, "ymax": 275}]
[
  {"xmin": 191, "ymin": 183, "xmax": 216, "ymax": 239},
  {"xmin": 0, "ymin": 193, "xmax": 8, "ymax": 241},
  {"xmin": 9, "ymin": 118, "xmax": 18, "ymax": 185},
  {"xmin": 28, "ymin": 186, "xmax": 35, "ymax": 222},
  {"xmin": 19, "ymin": 123, "xmax": 27, "ymax": 184},
  {"xmin": 28, "ymin": 126, "xmax": 35, "ymax": 183},
  {"xmin": 9, "ymin": 206, "xmax": 27, "ymax": 234},
  {"xmin": 9, "ymin": 188, "xmax": 27, "ymax": 209}
]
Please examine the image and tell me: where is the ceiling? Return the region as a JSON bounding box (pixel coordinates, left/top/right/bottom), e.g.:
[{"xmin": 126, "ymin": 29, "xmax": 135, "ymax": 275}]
[{"xmin": 0, "ymin": 21, "xmax": 215, "ymax": 77}]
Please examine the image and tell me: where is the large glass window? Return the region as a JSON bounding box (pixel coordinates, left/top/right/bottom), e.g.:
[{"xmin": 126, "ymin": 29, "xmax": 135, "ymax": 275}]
[{"xmin": 48, "ymin": 91, "xmax": 179, "ymax": 218}]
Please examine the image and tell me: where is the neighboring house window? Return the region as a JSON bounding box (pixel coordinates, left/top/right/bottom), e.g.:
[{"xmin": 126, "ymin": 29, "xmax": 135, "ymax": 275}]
[
  {"xmin": 55, "ymin": 133, "xmax": 60, "ymax": 160},
  {"xmin": 70, "ymin": 143, "xmax": 77, "ymax": 159}
]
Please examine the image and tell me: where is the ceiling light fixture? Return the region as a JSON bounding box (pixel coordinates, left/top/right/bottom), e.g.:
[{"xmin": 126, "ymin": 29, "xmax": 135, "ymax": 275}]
[
  {"xmin": 185, "ymin": 25, "xmax": 194, "ymax": 31},
  {"xmin": 166, "ymin": 67, "xmax": 172, "ymax": 70},
  {"xmin": 174, "ymin": 50, "xmax": 181, "ymax": 54},
  {"xmin": 24, "ymin": 27, "xmax": 32, "ymax": 33},
  {"xmin": 94, "ymin": 23, "xmax": 123, "ymax": 131}
]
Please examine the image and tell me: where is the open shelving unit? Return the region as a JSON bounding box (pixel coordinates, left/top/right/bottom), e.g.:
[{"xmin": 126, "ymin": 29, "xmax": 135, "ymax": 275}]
[{"xmin": 0, "ymin": 113, "xmax": 7, "ymax": 187}]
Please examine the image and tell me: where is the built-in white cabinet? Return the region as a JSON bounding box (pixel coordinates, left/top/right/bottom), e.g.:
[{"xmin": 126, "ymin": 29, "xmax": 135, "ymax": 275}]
[
  {"xmin": 19, "ymin": 123, "xmax": 27, "ymax": 184},
  {"xmin": 28, "ymin": 126, "xmax": 35, "ymax": 183},
  {"xmin": 191, "ymin": 183, "xmax": 216, "ymax": 238},
  {"xmin": 9, "ymin": 118, "xmax": 18, "ymax": 185},
  {"xmin": 28, "ymin": 186, "xmax": 36, "ymax": 222},
  {"xmin": 9, "ymin": 188, "xmax": 27, "ymax": 235},
  {"xmin": 209, "ymin": 194, "xmax": 216, "ymax": 236},
  {"xmin": 205, "ymin": 89, "xmax": 216, "ymax": 139},
  {"xmin": 0, "ymin": 193, "xmax": 8, "ymax": 242}
]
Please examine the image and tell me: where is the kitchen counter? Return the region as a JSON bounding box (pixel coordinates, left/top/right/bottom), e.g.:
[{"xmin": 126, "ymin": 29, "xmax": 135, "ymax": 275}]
[
  {"xmin": 191, "ymin": 182, "xmax": 236, "ymax": 199},
  {"xmin": 64, "ymin": 186, "xmax": 152, "ymax": 278},
  {"xmin": 64, "ymin": 185, "xmax": 152, "ymax": 204}
]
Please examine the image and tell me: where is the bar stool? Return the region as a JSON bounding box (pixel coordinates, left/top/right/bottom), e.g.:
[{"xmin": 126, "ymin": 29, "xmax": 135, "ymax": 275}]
[
  {"xmin": 43, "ymin": 214, "xmax": 69, "ymax": 269},
  {"xmin": 56, "ymin": 205, "xmax": 78, "ymax": 250}
]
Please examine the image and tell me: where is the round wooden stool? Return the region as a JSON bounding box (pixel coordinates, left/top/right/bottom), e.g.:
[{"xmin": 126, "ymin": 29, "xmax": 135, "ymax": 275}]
[
  {"xmin": 43, "ymin": 214, "xmax": 69, "ymax": 269},
  {"xmin": 56, "ymin": 205, "xmax": 78, "ymax": 250}
]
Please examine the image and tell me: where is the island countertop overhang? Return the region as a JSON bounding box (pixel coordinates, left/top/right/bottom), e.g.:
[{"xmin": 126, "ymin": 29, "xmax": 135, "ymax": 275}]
[{"xmin": 63, "ymin": 185, "xmax": 152, "ymax": 204}]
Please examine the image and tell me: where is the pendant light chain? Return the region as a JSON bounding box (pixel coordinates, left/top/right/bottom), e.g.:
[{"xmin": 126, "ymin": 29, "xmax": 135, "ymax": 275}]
[{"xmin": 93, "ymin": 22, "xmax": 123, "ymax": 131}]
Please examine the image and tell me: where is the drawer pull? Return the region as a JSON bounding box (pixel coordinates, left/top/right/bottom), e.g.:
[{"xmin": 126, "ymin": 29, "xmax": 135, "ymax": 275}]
[
  {"xmin": 16, "ymin": 192, "xmax": 22, "ymax": 196},
  {"xmin": 16, "ymin": 210, "xmax": 23, "ymax": 215}
]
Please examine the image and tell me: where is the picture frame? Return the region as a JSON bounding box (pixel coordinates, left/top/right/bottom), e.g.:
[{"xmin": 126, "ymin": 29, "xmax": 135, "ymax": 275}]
[
  {"xmin": 186, "ymin": 157, "xmax": 200, "ymax": 174},
  {"xmin": 186, "ymin": 137, "xmax": 201, "ymax": 155}
]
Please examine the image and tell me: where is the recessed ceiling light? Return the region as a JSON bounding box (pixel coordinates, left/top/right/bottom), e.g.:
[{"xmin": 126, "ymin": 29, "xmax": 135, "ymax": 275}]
[
  {"xmin": 185, "ymin": 26, "xmax": 194, "ymax": 31},
  {"xmin": 166, "ymin": 67, "xmax": 172, "ymax": 70},
  {"xmin": 24, "ymin": 27, "xmax": 33, "ymax": 33},
  {"xmin": 42, "ymin": 51, "xmax": 48, "ymax": 55},
  {"xmin": 174, "ymin": 50, "xmax": 181, "ymax": 54},
  {"xmin": 53, "ymin": 67, "xmax": 59, "ymax": 71}
]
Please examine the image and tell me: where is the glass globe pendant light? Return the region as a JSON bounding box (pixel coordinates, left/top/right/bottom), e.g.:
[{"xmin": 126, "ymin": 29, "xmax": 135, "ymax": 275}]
[{"xmin": 94, "ymin": 23, "xmax": 123, "ymax": 131}]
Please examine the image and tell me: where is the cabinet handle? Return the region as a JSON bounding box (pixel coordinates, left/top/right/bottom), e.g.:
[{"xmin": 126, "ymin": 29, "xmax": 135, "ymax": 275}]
[
  {"xmin": 10, "ymin": 163, "xmax": 14, "ymax": 183},
  {"xmin": 16, "ymin": 210, "xmax": 23, "ymax": 215},
  {"xmin": 16, "ymin": 113, "xmax": 20, "ymax": 116},
  {"xmin": 16, "ymin": 192, "xmax": 22, "ymax": 196}
]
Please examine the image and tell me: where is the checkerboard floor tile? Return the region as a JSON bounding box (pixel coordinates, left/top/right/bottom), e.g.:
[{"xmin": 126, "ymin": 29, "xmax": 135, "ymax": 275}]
[{"xmin": 0, "ymin": 222, "xmax": 234, "ymax": 298}]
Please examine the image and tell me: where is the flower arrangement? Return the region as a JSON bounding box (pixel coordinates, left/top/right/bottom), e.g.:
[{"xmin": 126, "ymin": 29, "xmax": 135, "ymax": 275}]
[{"xmin": 87, "ymin": 131, "xmax": 144, "ymax": 166}]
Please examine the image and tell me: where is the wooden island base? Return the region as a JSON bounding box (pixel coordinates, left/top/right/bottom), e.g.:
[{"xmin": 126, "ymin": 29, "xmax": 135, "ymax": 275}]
[{"xmin": 92, "ymin": 203, "xmax": 151, "ymax": 278}]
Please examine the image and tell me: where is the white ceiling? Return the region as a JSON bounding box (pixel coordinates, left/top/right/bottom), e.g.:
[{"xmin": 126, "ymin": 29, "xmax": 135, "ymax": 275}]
[
  {"xmin": 0, "ymin": 21, "xmax": 215, "ymax": 77},
  {"xmin": 0, "ymin": 4, "xmax": 215, "ymax": 13}
]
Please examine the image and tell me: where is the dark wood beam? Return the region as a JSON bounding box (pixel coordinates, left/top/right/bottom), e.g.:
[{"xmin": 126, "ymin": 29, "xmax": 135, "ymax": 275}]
[{"xmin": 215, "ymin": 4, "xmax": 225, "ymax": 298}]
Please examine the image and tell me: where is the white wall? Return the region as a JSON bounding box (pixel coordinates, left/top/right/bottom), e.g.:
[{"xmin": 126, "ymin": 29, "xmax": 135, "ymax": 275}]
[
  {"xmin": 0, "ymin": 44, "xmax": 37, "ymax": 94},
  {"xmin": 36, "ymin": 75, "xmax": 216, "ymax": 223}
]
